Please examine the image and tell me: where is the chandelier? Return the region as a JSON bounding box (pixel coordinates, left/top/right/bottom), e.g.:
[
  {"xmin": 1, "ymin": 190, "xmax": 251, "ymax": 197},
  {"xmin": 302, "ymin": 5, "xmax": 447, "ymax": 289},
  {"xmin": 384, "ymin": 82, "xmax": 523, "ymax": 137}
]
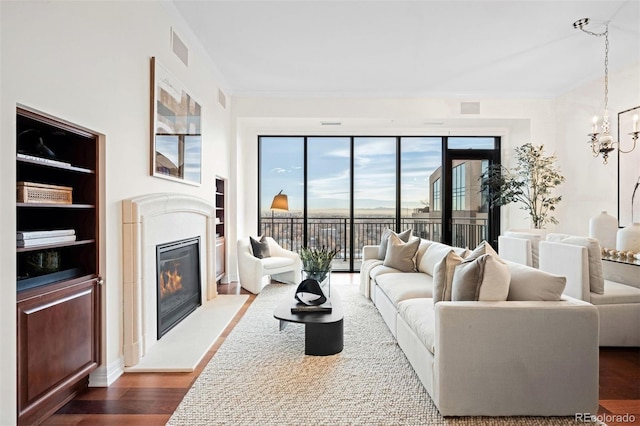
[{"xmin": 573, "ymin": 18, "xmax": 639, "ymax": 164}]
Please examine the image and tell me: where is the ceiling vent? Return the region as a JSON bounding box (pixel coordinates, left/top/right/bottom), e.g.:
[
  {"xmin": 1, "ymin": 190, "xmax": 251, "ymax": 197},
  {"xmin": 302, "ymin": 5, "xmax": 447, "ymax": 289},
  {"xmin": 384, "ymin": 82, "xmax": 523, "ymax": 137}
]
[
  {"xmin": 320, "ymin": 121, "xmax": 342, "ymax": 126},
  {"xmin": 460, "ymin": 101, "xmax": 480, "ymax": 115},
  {"xmin": 217, "ymin": 89, "xmax": 227, "ymax": 109},
  {"xmin": 171, "ymin": 29, "xmax": 189, "ymax": 67}
]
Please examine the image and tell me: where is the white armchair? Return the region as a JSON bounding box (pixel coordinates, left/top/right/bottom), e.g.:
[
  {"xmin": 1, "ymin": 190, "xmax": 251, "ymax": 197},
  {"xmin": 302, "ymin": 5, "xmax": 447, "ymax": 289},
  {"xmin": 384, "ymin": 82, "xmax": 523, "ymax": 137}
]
[
  {"xmin": 539, "ymin": 237, "xmax": 640, "ymax": 346},
  {"xmin": 237, "ymin": 237, "xmax": 302, "ymax": 294}
]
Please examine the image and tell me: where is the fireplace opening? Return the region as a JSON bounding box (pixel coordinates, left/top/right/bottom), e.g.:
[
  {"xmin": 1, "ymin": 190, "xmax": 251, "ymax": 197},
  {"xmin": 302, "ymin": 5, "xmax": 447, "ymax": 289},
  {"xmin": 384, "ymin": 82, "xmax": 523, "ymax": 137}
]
[{"xmin": 156, "ymin": 237, "xmax": 202, "ymax": 339}]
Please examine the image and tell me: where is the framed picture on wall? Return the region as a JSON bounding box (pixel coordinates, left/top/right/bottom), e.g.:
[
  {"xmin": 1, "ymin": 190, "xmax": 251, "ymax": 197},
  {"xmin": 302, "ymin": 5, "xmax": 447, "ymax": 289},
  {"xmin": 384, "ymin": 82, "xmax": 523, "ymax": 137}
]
[
  {"xmin": 618, "ymin": 105, "xmax": 640, "ymax": 227},
  {"xmin": 151, "ymin": 56, "xmax": 202, "ymax": 185}
]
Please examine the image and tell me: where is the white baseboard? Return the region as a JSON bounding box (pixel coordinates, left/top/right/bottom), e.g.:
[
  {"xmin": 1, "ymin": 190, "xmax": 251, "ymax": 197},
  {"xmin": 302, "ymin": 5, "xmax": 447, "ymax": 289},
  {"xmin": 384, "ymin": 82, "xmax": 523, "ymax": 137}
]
[{"xmin": 89, "ymin": 356, "xmax": 124, "ymax": 387}]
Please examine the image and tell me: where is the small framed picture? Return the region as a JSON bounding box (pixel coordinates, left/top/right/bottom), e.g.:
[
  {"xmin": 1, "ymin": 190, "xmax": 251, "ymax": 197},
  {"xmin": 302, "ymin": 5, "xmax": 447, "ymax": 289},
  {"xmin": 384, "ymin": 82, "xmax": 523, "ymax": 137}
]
[{"xmin": 150, "ymin": 57, "xmax": 202, "ymax": 185}]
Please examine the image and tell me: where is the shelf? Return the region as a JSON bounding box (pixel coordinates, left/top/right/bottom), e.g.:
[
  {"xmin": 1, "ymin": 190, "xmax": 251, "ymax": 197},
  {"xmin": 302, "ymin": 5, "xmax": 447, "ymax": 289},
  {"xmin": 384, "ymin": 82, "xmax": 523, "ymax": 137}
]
[
  {"xmin": 16, "ymin": 105, "xmax": 101, "ymax": 426},
  {"xmin": 17, "ymin": 202, "xmax": 95, "ymax": 209},
  {"xmin": 17, "ymin": 267, "xmax": 85, "ymax": 292},
  {"xmin": 17, "ymin": 156, "xmax": 95, "ymax": 174},
  {"xmin": 17, "ymin": 239, "xmax": 96, "ymax": 252}
]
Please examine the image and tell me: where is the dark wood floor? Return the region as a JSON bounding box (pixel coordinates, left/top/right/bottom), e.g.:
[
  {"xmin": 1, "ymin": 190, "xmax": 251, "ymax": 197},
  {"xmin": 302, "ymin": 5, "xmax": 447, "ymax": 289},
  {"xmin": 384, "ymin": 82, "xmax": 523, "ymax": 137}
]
[{"xmin": 44, "ymin": 275, "xmax": 639, "ymax": 426}]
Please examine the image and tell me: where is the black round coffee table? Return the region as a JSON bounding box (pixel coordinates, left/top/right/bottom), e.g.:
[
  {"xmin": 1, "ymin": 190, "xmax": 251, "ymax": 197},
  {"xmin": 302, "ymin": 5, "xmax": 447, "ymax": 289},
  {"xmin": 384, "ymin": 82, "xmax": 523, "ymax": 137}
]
[{"xmin": 273, "ymin": 289, "xmax": 343, "ymax": 356}]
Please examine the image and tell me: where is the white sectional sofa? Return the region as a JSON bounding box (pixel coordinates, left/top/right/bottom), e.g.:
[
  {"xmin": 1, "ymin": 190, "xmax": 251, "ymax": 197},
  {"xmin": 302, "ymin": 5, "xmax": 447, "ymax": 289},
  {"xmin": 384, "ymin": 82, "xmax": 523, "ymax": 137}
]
[{"xmin": 360, "ymin": 237, "xmax": 600, "ymax": 417}]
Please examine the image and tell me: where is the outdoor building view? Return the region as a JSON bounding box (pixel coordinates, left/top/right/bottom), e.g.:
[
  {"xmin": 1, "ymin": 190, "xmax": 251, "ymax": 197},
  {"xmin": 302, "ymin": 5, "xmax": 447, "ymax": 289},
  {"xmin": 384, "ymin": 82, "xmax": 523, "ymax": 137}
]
[{"xmin": 260, "ymin": 136, "xmax": 495, "ymax": 271}]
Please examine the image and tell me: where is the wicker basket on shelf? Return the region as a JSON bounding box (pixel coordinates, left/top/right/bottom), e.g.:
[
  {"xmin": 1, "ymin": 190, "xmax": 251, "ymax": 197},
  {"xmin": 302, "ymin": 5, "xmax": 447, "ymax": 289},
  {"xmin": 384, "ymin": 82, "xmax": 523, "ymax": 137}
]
[{"xmin": 17, "ymin": 182, "xmax": 72, "ymax": 204}]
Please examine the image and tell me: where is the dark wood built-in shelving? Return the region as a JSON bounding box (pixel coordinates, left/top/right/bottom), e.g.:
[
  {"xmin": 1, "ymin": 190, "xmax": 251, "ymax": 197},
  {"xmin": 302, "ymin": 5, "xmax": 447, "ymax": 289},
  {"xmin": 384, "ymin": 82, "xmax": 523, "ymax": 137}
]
[{"xmin": 15, "ymin": 106, "xmax": 102, "ymax": 425}]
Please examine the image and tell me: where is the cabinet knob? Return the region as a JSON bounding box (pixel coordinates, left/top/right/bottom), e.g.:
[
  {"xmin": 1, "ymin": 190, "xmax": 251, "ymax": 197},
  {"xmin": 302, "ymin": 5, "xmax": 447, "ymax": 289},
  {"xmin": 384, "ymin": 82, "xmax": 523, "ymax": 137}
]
[{"xmin": 97, "ymin": 277, "xmax": 104, "ymax": 286}]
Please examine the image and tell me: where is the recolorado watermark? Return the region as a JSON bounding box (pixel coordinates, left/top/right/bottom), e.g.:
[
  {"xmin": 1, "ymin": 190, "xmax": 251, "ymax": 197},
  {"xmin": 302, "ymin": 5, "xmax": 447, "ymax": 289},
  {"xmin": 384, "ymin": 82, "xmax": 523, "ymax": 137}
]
[{"xmin": 576, "ymin": 412, "xmax": 636, "ymax": 423}]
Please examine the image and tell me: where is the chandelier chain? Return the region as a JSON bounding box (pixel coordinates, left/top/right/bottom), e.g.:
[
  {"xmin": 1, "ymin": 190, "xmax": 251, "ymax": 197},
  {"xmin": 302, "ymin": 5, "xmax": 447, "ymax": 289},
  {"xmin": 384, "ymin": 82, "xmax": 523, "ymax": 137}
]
[{"xmin": 603, "ymin": 25, "xmax": 609, "ymax": 111}]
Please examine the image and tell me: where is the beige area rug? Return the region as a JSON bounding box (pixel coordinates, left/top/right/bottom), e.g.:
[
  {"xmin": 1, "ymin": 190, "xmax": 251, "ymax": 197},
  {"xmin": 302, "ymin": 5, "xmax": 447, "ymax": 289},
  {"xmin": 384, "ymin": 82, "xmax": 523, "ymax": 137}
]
[
  {"xmin": 125, "ymin": 294, "xmax": 248, "ymax": 373},
  {"xmin": 168, "ymin": 283, "xmax": 599, "ymax": 425}
]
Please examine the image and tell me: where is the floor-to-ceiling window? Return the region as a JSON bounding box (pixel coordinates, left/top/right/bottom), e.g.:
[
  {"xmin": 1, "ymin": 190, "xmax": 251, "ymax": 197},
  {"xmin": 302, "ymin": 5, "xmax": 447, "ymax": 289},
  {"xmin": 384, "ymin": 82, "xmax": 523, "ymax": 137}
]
[
  {"xmin": 307, "ymin": 137, "xmax": 351, "ymax": 269},
  {"xmin": 259, "ymin": 137, "xmax": 303, "ymax": 251},
  {"xmin": 259, "ymin": 135, "xmax": 500, "ymax": 271},
  {"xmin": 400, "ymin": 137, "xmax": 442, "ymax": 242}
]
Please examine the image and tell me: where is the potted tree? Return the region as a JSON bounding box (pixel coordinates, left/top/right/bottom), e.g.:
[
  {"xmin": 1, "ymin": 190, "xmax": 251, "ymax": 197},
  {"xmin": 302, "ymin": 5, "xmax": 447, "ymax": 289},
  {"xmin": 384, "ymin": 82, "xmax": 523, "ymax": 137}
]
[{"xmin": 480, "ymin": 143, "xmax": 565, "ymax": 229}]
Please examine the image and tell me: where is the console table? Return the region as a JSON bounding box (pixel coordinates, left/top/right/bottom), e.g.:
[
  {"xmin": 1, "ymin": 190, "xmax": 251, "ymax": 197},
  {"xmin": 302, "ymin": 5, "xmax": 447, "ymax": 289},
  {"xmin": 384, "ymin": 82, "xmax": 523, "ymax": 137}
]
[{"xmin": 601, "ymin": 255, "xmax": 640, "ymax": 287}]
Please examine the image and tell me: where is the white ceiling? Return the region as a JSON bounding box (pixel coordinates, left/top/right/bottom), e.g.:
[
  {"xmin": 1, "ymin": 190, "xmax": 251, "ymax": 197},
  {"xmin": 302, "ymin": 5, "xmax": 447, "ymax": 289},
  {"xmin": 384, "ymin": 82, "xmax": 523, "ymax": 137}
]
[{"xmin": 171, "ymin": 0, "xmax": 640, "ymax": 98}]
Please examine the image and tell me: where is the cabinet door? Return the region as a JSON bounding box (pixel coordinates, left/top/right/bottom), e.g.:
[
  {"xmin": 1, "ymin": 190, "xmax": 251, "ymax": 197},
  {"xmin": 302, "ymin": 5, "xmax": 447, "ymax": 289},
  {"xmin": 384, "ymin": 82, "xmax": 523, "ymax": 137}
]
[
  {"xmin": 215, "ymin": 237, "xmax": 225, "ymax": 280},
  {"xmin": 17, "ymin": 277, "xmax": 100, "ymax": 424}
]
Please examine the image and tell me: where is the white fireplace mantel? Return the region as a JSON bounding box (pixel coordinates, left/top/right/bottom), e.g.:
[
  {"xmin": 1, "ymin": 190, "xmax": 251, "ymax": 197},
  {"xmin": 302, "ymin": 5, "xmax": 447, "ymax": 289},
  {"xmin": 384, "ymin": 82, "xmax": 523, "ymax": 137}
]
[{"xmin": 122, "ymin": 193, "xmax": 218, "ymax": 367}]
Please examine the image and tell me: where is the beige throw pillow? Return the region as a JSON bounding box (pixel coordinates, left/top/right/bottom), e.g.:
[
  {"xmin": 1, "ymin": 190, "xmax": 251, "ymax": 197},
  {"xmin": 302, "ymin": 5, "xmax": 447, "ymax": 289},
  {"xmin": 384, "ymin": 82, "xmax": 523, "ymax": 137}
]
[
  {"xmin": 378, "ymin": 228, "xmax": 413, "ymax": 260},
  {"xmin": 505, "ymin": 260, "xmax": 566, "ymax": 301},
  {"xmin": 466, "ymin": 240, "xmax": 498, "ymax": 261},
  {"xmin": 420, "ymin": 242, "xmax": 468, "ymax": 276},
  {"xmin": 383, "ymin": 233, "xmax": 420, "ymax": 272},
  {"xmin": 432, "ymin": 250, "xmax": 465, "ymax": 302},
  {"xmin": 451, "ymin": 254, "xmax": 511, "ymax": 301},
  {"xmin": 545, "ymin": 233, "xmax": 604, "ymax": 294}
]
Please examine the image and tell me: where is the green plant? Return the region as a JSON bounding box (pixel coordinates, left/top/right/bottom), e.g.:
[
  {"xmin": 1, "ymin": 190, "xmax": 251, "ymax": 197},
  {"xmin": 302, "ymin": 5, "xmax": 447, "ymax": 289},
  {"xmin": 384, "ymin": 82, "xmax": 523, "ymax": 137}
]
[
  {"xmin": 480, "ymin": 143, "xmax": 565, "ymax": 229},
  {"xmin": 298, "ymin": 246, "xmax": 339, "ymax": 281}
]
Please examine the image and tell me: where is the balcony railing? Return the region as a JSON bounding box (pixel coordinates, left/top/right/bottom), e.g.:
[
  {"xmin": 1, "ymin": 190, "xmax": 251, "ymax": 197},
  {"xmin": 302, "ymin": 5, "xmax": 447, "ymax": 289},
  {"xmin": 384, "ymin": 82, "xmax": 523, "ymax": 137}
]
[{"xmin": 260, "ymin": 216, "xmax": 487, "ymax": 271}]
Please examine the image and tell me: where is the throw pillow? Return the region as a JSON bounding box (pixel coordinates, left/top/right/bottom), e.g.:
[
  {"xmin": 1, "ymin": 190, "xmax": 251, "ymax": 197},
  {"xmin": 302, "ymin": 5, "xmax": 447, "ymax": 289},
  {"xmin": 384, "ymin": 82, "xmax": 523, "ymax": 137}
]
[
  {"xmin": 249, "ymin": 235, "xmax": 270, "ymax": 259},
  {"xmin": 419, "ymin": 242, "xmax": 468, "ymax": 276},
  {"xmin": 383, "ymin": 233, "xmax": 420, "ymax": 272},
  {"xmin": 545, "ymin": 233, "xmax": 604, "ymax": 294},
  {"xmin": 451, "ymin": 254, "xmax": 511, "ymax": 301},
  {"xmin": 432, "ymin": 250, "xmax": 465, "ymax": 303},
  {"xmin": 377, "ymin": 228, "xmax": 412, "ymax": 260},
  {"xmin": 466, "ymin": 240, "xmax": 498, "ymax": 261},
  {"xmin": 504, "ymin": 231, "xmax": 543, "ymax": 268},
  {"xmin": 505, "ymin": 260, "xmax": 566, "ymax": 301}
]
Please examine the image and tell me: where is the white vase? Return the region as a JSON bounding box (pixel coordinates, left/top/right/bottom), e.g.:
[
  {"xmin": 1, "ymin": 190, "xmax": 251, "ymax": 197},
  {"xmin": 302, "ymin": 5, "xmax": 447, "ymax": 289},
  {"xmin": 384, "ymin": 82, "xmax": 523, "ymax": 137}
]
[
  {"xmin": 589, "ymin": 211, "xmax": 618, "ymax": 250},
  {"xmin": 616, "ymin": 223, "xmax": 640, "ymax": 252}
]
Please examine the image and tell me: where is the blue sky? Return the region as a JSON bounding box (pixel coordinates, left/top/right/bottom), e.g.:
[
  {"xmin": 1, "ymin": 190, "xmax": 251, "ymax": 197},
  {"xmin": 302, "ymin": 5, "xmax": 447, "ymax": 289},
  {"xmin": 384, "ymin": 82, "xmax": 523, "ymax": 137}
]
[{"xmin": 260, "ymin": 136, "xmax": 492, "ymax": 213}]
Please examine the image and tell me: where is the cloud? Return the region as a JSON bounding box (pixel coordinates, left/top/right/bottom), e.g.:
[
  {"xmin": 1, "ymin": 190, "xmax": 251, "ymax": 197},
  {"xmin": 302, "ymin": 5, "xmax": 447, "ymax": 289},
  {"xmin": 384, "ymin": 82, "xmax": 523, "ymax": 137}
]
[{"xmin": 271, "ymin": 167, "xmax": 287, "ymax": 174}]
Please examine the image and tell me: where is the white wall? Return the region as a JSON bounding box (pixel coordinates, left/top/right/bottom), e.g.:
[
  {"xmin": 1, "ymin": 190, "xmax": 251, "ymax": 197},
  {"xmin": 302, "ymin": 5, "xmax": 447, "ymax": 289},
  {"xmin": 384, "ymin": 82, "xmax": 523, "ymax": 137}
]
[
  {"xmin": 0, "ymin": 2, "xmax": 231, "ymax": 423},
  {"xmin": 231, "ymin": 62, "xmax": 639, "ymax": 271},
  {"xmin": 554, "ymin": 62, "xmax": 640, "ymax": 235},
  {"xmin": 230, "ymin": 97, "xmax": 555, "ymax": 278}
]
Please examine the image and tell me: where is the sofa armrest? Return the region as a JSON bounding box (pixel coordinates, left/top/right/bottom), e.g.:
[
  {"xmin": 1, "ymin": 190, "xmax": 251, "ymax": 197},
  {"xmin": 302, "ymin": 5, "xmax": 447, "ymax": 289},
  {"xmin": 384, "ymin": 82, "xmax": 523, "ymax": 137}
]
[
  {"xmin": 433, "ymin": 299, "xmax": 599, "ymax": 416},
  {"xmin": 539, "ymin": 240, "xmax": 591, "ymax": 301},
  {"xmin": 362, "ymin": 245, "xmax": 380, "ymax": 261}
]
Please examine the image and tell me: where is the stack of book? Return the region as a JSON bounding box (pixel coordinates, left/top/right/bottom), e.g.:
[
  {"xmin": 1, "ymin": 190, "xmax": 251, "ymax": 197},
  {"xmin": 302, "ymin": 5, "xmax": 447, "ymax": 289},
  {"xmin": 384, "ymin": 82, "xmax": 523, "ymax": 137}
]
[{"xmin": 17, "ymin": 229, "xmax": 76, "ymax": 248}]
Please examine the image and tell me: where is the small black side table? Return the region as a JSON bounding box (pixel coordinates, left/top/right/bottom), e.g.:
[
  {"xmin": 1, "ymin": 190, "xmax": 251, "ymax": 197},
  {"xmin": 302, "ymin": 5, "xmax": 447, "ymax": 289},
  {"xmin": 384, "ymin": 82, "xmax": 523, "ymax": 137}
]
[{"xmin": 274, "ymin": 289, "xmax": 343, "ymax": 356}]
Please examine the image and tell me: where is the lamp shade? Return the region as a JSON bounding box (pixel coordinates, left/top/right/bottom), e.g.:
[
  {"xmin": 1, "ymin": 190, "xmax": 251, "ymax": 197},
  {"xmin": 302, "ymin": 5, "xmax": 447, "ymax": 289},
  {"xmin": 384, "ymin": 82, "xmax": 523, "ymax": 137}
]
[{"xmin": 270, "ymin": 190, "xmax": 289, "ymax": 211}]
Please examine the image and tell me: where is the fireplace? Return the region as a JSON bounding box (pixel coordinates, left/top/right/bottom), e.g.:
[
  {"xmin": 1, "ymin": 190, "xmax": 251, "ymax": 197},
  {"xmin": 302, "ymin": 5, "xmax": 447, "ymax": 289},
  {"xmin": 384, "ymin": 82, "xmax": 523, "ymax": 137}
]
[{"xmin": 156, "ymin": 237, "xmax": 202, "ymax": 339}]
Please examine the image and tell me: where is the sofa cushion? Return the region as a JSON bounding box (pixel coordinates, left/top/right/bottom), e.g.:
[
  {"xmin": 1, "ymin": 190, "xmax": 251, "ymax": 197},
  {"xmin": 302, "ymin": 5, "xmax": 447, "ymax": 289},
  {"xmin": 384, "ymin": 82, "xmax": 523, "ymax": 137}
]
[
  {"xmin": 378, "ymin": 228, "xmax": 412, "ymax": 260},
  {"xmin": 261, "ymin": 256, "xmax": 296, "ymax": 270},
  {"xmin": 546, "ymin": 233, "xmax": 604, "ymax": 294},
  {"xmin": 590, "ymin": 280, "xmax": 640, "ymax": 305},
  {"xmin": 505, "ymin": 260, "xmax": 566, "ymax": 301},
  {"xmin": 504, "ymin": 231, "xmax": 543, "ymax": 268},
  {"xmin": 376, "ymin": 273, "xmax": 434, "ymax": 307},
  {"xmin": 466, "ymin": 240, "xmax": 498, "ymax": 261},
  {"xmin": 398, "ymin": 298, "xmax": 436, "ymax": 355},
  {"xmin": 414, "ymin": 239, "xmax": 434, "ymax": 272},
  {"xmin": 451, "ymin": 254, "xmax": 511, "ymax": 301},
  {"xmin": 370, "ymin": 264, "xmax": 401, "ymax": 280},
  {"xmin": 249, "ymin": 235, "xmax": 270, "ymax": 259},
  {"xmin": 420, "ymin": 242, "xmax": 467, "ymax": 276},
  {"xmin": 383, "ymin": 233, "xmax": 420, "ymax": 272},
  {"xmin": 433, "ymin": 250, "xmax": 465, "ymax": 302}
]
